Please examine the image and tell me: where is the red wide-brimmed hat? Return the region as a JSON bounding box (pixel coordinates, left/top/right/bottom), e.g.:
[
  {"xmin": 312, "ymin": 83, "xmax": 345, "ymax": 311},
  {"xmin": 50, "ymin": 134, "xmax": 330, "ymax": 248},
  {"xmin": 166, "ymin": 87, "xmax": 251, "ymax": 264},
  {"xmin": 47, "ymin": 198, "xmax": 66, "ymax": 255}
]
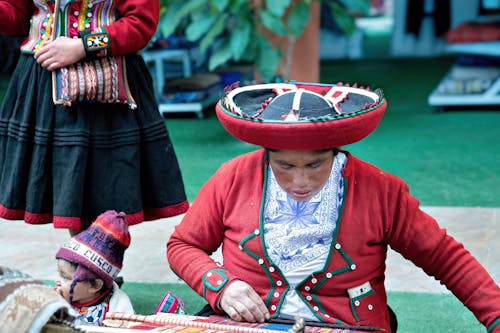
[{"xmin": 216, "ymin": 82, "xmax": 387, "ymax": 150}]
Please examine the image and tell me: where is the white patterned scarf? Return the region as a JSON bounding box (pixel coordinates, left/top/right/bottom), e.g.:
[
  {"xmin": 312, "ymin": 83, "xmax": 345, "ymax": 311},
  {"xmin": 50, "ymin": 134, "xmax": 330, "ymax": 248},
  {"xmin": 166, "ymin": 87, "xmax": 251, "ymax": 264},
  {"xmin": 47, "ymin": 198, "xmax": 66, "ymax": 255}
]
[
  {"xmin": 263, "ymin": 152, "xmax": 347, "ymax": 320},
  {"xmin": 264, "ymin": 152, "xmax": 346, "ymax": 273}
]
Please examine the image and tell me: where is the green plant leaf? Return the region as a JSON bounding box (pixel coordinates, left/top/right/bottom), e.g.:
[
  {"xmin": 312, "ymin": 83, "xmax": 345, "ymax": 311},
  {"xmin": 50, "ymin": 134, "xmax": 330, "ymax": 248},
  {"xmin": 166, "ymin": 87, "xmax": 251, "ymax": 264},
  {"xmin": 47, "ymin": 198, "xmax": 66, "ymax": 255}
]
[
  {"xmin": 241, "ymin": 30, "xmax": 258, "ymax": 61},
  {"xmin": 256, "ymin": 38, "xmax": 280, "ymax": 82},
  {"xmin": 159, "ymin": 0, "xmax": 206, "ymax": 37},
  {"xmin": 230, "ymin": 18, "xmax": 251, "ymax": 60},
  {"xmin": 208, "ymin": 39, "xmax": 234, "ymax": 70},
  {"xmin": 185, "ymin": 15, "xmax": 217, "ymax": 41},
  {"xmin": 228, "ymin": 0, "xmax": 248, "ymax": 12},
  {"xmin": 260, "ymin": 10, "xmax": 286, "ymax": 36},
  {"xmin": 265, "ymin": 0, "xmax": 292, "ymax": 17},
  {"xmin": 326, "ymin": 1, "xmax": 357, "ymax": 35},
  {"xmin": 210, "ymin": 0, "xmax": 229, "ymax": 12},
  {"xmin": 199, "ymin": 13, "xmax": 228, "ymax": 52},
  {"xmin": 337, "ymin": 0, "xmax": 371, "ymax": 16},
  {"xmin": 287, "ymin": 2, "xmax": 310, "ymax": 36}
]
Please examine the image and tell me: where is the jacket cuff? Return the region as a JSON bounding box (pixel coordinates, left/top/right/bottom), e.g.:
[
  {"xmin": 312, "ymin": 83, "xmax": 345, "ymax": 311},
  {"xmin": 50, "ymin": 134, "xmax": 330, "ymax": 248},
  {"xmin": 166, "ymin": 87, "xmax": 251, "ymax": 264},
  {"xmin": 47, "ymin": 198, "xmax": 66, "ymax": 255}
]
[
  {"xmin": 488, "ymin": 318, "xmax": 500, "ymax": 333},
  {"xmin": 79, "ymin": 28, "xmax": 110, "ymax": 57},
  {"xmin": 202, "ymin": 268, "xmax": 237, "ymax": 312}
]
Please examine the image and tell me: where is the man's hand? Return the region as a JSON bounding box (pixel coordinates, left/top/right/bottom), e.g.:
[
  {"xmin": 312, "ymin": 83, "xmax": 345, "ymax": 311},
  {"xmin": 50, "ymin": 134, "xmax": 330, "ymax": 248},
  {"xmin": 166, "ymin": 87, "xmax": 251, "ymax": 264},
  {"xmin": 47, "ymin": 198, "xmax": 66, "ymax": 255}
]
[
  {"xmin": 35, "ymin": 36, "xmax": 86, "ymax": 71},
  {"xmin": 219, "ymin": 280, "xmax": 270, "ymax": 323}
]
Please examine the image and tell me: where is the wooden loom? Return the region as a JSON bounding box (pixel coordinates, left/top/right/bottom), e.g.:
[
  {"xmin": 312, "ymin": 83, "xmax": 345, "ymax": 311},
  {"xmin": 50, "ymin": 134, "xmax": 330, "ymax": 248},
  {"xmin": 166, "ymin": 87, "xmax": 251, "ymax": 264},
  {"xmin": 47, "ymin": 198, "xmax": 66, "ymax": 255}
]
[{"xmin": 71, "ymin": 312, "xmax": 377, "ymax": 333}]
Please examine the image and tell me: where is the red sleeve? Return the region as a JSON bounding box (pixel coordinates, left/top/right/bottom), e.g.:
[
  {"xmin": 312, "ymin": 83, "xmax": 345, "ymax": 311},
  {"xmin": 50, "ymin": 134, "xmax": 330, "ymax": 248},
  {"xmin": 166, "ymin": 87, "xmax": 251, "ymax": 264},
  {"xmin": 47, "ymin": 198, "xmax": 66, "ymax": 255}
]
[
  {"xmin": 108, "ymin": 0, "xmax": 159, "ymax": 55},
  {"xmin": 386, "ymin": 180, "xmax": 500, "ymax": 332},
  {"xmin": 167, "ymin": 160, "xmax": 241, "ymax": 311},
  {"xmin": 0, "ymin": 0, "xmax": 33, "ymax": 36}
]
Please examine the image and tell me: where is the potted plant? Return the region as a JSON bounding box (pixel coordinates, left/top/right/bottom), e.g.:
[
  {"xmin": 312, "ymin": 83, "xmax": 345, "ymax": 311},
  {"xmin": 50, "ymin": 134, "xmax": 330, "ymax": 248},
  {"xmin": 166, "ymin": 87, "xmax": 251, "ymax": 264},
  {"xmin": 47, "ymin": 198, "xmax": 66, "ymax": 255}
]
[{"xmin": 158, "ymin": 0, "xmax": 369, "ymax": 83}]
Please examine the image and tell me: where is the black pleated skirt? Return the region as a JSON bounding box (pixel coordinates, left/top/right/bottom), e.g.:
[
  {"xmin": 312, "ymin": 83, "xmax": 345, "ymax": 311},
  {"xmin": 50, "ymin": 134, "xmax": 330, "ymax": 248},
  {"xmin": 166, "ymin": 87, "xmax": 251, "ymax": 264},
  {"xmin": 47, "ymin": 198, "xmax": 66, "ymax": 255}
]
[{"xmin": 0, "ymin": 53, "xmax": 188, "ymax": 230}]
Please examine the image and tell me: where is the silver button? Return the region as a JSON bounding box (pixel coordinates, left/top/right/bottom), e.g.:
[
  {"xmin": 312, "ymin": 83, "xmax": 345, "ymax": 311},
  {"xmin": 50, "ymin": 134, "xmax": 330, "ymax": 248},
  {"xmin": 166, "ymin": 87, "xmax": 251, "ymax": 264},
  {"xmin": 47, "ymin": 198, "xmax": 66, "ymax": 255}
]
[
  {"xmin": 273, "ymin": 292, "xmax": 279, "ymax": 297},
  {"xmin": 350, "ymin": 264, "xmax": 357, "ymax": 270},
  {"xmin": 304, "ymin": 286, "xmax": 310, "ymax": 291},
  {"xmin": 254, "ymin": 229, "xmax": 260, "ymax": 235},
  {"xmin": 306, "ymin": 296, "xmax": 312, "ymax": 301},
  {"xmin": 74, "ymin": 11, "xmax": 79, "ymax": 16},
  {"xmin": 269, "ymin": 267, "xmax": 275, "ymax": 272},
  {"xmin": 326, "ymin": 273, "xmax": 332, "ymax": 278},
  {"xmin": 354, "ymin": 300, "xmax": 360, "ymax": 306},
  {"xmin": 313, "ymin": 306, "xmax": 319, "ymax": 311},
  {"xmin": 335, "ymin": 243, "xmax": 341, "ymax": 249},
  {"xmin": 258, "ymin": 259, "xmax": 264, "ymax": 265},
  {"xmin": 271, "ymin": 305, "xmax": 276, "ymax": 310},
  {"xmin": 311, "ymin": 278, "xmax": 317, "ymax": 284},
  {"xmin": 276, "ymin": 280, "xmax": 283, "ymax": 286},
  {"xmin": 368, "ymin": 304, "xmax": 373, "ymax": 310},
  {"xmin": 72, "ymin": 22, "xmax": 78, "ymax": 28},
  {"xmin": 85, "ymin": 23, "xmax": 90, "ymax": 28}
]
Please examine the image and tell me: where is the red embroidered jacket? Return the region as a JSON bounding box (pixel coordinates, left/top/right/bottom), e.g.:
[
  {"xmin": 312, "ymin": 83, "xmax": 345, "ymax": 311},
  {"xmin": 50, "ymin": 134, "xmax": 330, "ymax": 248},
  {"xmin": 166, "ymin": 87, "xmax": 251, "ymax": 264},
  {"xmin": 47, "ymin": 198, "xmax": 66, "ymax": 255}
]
[
  {"xmin": 168, "ymin": 149, "xmax": 500, "ymax": 332},
  {"xmin": 0, "ymin": 0, "xmax": 158, "ymax": 56}
]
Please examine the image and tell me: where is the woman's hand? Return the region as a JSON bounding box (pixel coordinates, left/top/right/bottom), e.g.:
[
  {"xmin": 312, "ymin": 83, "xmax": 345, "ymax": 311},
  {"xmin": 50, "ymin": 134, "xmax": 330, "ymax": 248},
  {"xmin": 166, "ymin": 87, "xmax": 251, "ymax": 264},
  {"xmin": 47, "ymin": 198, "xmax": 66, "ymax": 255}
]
[
  {"xmin": 219, "ymin": 280, "xmax": 270, "ymax": 323},
  {"xmin": 34, "ymin": 36, "xmax": 86, "ymax": 71}
]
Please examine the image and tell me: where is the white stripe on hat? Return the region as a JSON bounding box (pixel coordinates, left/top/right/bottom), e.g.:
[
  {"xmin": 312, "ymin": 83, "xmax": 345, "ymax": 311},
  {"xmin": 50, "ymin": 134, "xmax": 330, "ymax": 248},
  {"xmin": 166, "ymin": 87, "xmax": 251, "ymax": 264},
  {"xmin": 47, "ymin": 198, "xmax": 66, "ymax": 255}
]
[
  {"xmin": 62, "ymin": 239, "xmax": 121, "ymax": 278},
  {"xmin": 292, "ymin": 88, "xmax": 304, "ymax": 112}
]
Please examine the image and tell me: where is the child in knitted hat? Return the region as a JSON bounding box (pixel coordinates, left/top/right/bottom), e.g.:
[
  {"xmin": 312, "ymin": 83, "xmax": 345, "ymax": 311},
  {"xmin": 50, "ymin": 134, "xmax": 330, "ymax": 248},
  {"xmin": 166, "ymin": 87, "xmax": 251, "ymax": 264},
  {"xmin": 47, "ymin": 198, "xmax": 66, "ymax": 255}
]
[{"xmin": 55, "ymin": 210, "xmax": 134, "ymax": 326}]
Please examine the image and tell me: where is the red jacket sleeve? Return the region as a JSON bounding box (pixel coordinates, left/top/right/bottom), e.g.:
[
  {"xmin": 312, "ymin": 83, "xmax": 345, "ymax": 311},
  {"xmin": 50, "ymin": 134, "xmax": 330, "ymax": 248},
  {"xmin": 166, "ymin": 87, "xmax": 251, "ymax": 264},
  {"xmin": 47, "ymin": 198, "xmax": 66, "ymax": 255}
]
[
  {"xmin": 385, "ymin": 180, "xmax": 500, "ymax": 332},
  {"xmin": 0, "ymin": 0, "xmax": 33, "ymax": 36},
  {"xmin": 167, "ymin": 158, "xmax": 242, "ymax": 311},
  {"xmin": 109, "ymin": 0, "xmax": 159, "ymax": 55}
]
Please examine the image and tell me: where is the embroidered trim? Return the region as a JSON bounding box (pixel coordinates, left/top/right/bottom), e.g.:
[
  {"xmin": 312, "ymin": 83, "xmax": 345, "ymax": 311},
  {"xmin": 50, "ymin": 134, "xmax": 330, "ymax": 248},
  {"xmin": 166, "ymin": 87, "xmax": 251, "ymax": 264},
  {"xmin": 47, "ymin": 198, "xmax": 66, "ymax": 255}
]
[
  {"xmin": 86, "ymin": 33, "xmax": 109, "ymax": 51},
  {"xmin": 79, "ymin": 28, "xmax": 110, "ymax": 57},
  {"xmin": 488, "ymin": 318, "xmax": 500, "ymax": 333},
  {"xmin": 202, "ymin": 269, "xmax": 229, "ymax": 296}
]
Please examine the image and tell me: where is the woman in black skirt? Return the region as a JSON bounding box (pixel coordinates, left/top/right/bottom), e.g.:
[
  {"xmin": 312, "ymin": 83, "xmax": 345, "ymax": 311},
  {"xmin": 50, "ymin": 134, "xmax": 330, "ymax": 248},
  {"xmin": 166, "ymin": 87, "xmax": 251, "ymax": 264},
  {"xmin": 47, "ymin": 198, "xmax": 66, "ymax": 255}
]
[{"xmin": 0, "ymin": 0, "xmax": 189, "ymax": 232}]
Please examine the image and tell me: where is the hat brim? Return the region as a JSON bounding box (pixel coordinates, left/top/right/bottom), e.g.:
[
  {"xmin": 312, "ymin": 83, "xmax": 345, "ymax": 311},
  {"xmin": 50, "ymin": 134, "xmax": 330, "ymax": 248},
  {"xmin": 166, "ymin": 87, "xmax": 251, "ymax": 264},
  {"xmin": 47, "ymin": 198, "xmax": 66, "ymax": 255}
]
[{"xmin": 216, "ymin": 82, "xmax": 387, "ymax": 150}]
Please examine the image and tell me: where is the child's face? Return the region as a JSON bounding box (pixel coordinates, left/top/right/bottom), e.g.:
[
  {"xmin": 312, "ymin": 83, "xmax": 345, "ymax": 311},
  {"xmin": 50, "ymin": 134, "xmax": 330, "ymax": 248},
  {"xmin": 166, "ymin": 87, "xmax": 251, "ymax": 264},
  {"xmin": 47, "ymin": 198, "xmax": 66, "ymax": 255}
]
[{"xmin": 55, "ymin": 259, "xmax": 99, "ymax": 304}]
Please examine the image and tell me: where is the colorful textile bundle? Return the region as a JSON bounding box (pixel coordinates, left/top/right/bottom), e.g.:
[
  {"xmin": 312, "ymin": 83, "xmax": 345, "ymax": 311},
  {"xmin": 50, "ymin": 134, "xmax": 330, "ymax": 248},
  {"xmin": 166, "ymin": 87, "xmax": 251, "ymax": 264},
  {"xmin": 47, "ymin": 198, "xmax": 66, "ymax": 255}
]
[{"xmin": 155, "ymin": 291, "xmax": 187, "ymax": 315}]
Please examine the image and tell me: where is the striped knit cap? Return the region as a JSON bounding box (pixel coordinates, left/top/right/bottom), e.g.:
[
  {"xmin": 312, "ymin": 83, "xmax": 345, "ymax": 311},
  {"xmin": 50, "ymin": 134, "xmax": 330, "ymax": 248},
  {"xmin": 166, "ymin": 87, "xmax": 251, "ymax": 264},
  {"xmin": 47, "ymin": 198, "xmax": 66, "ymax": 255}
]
[{"xmin": 56, "ymin": 210, "xmax": 130, "ymax": 291}]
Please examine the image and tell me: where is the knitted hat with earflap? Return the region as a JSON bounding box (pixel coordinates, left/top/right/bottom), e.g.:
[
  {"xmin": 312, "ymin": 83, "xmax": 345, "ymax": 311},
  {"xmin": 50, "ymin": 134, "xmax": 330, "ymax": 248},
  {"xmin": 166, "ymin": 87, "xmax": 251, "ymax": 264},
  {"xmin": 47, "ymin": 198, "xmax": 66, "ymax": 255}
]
[{"xmin": 55, "ymin": 210, "xmax": 130, "ymax": 304}]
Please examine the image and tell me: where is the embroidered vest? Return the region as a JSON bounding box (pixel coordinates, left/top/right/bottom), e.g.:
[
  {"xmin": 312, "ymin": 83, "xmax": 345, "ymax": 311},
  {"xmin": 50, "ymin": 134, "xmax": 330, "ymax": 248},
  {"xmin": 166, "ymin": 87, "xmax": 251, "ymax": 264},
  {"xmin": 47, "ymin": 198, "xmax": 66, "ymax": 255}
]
[{"xmin": 21, "ymin": 0, "xmax": 118, "ymax": 54}]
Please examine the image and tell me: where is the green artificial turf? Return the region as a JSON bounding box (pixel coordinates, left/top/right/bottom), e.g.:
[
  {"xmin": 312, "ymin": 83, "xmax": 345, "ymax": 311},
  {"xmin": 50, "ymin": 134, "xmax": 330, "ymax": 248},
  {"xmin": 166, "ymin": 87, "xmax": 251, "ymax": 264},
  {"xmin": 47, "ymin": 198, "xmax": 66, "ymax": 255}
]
[{"xmin": 120, "ymin": 282, "xmax": 485, "ymax": 333}]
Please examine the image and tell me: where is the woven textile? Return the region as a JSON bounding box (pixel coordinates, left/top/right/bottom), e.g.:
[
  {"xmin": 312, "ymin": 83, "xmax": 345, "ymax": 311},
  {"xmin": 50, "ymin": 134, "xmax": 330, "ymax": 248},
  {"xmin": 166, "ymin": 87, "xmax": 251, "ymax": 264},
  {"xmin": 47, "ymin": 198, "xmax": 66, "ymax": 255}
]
[
  {"xmin": 0, "ymin": 266, "xmax": 75, "ymax": 333},
  {"xmin": 101, "ymin": 312, "xmax": 362, "ymax": 332},
  {"xmin": 52, "ymin": 56, "xmax": 137, "ymax": 109}
]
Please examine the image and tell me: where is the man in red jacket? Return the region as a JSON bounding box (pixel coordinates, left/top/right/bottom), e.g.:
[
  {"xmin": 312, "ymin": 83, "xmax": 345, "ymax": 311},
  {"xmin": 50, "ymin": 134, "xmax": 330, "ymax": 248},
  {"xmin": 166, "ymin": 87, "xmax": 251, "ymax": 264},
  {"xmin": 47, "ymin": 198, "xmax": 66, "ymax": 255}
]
[{"xmin": 167, "ymin": 82, "xmax": 500, "ymax": 332}]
